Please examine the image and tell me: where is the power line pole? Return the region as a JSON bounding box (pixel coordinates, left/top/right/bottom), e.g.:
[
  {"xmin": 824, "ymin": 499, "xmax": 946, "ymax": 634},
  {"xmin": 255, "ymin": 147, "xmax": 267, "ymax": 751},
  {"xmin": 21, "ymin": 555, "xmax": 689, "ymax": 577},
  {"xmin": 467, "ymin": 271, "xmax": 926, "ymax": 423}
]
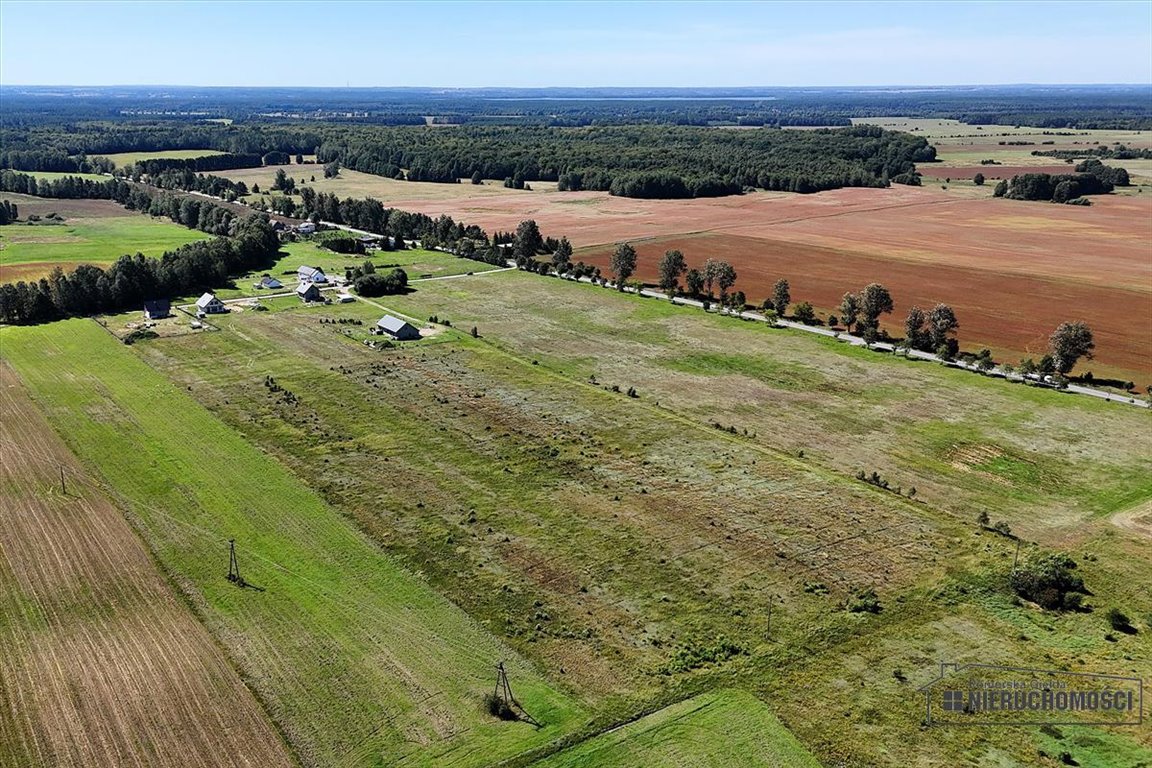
[
  {"xmin": 227, "ymin": 539, "xmax": 241, "ymax": 585},
  {"xmin": 59, "ymin": 465, "xmax": 66, "ymax": 495}
]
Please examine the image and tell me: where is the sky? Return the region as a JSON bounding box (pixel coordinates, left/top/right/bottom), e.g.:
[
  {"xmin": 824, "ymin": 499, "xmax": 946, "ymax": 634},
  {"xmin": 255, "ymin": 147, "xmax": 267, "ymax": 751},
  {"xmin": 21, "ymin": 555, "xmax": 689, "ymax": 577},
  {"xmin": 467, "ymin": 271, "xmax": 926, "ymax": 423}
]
[{"xmin": 2, "ymin": 1, "xmax": 1151, "ymax": 88}]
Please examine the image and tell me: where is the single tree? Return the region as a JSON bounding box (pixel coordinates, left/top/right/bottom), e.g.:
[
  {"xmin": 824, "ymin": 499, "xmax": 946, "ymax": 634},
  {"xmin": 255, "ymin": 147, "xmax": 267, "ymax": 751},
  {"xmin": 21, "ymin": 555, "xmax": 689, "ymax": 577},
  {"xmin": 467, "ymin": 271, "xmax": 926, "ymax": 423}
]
[
  {"xmin": 772, "ymin": 278, "xmax": 791, "ymax": 316},
  {"xmin": 858, "ymin": 283, "xmax": 894, "ymax": 335},
  {"xmin": 552, "ymin": 236, "xmax": 573, "ymax": 268},
  {"xmin": 324, "ymin": 161, "xmax": 341, "ymax": 179},
  {"xmin": 904, "ymin": 305, "xmax": 928, "ymax": 350},
  {"xmin": 713, "ymin": 261, "xmax": 737, "ymax": 305},
  {"xmin": 839, "ymin": 291, "xmax": 860, "ymax": 333},
  {"xmin": 702, "ymin": 258, "xmax": 719, "ymax": 298},
  {"xmin": 973, "ymin": 172, "xmax": 985, "ymax": 186},
  {"xmin": 1049, "ymin": 321, "xmax": 1095, "ymax": 374},
  {"xmin": 471, "ymin": 171, "xmax": 483, "ymax": 185},
  {"xmin": 927, "ymin": 303, "xmax": 959, "ymax": 350},
  {"xmin": 513, "ymin": 220, "xmax": 544, "ymax": 259},
  {"xmin": 684, "ymin": 268, "xmax": 704, "ymax": 297},
  {"xmin": 793, "ymin": 301, "xmax": 815, "ymax": 324},
  {"xmin": 610, "ymin": 243, "xmax": 637, "ymax": 290},
  {"xmin": 657, "ymin": 249, "xmax": 687, "ymax": 298}
]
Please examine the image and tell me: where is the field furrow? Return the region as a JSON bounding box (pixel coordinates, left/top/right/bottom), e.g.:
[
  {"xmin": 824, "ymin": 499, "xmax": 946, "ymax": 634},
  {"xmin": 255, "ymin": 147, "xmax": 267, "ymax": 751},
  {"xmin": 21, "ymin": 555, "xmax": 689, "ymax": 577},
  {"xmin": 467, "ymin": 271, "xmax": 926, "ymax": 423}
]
[{"xmin": 0, "ymin": 361, "xmax": 294, "ymax": 768}]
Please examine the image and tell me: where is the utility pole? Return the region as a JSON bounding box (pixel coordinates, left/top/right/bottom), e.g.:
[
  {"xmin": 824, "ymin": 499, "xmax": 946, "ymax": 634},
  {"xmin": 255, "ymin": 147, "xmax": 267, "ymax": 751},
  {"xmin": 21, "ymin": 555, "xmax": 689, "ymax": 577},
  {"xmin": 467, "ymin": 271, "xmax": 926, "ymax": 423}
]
[
  {"xmin": 227, "ymin": 539, "xmax": 241, "ymax": 584},
  {"xmin": 59, "ymin": 466, "xmax": 66, "ymax": 495},
  {"xmin": 494, "ymin": 661, "xmax": 541, "ymax": 727}
]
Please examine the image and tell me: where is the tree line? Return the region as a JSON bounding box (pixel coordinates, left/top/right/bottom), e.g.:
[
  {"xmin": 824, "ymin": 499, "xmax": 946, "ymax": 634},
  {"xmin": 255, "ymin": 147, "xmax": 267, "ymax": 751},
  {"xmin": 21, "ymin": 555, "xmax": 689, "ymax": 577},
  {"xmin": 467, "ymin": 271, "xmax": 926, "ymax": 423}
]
[
  {"xmin": 0, "ymin": 215, "xmax": 280, "ymax": 325},
  {"xmin": 993, "ymin": 160, "xmax": 1129, "ymax": 203},
  {"xmin": 0, "ymin": 170, "xmax": 245, "ymax": 236}
]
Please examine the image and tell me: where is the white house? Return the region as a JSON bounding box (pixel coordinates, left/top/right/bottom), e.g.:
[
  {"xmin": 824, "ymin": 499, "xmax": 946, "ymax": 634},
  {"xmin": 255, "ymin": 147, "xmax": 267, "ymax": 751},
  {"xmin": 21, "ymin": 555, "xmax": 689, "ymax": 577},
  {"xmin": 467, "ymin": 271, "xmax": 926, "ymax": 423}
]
[
  {"xmin": 195, "ymin": 293, "xmax": 227, "ymax": 314},
  {"xmin": 298, "ymin": 265, "xmax": 327, "ymax": 284}
]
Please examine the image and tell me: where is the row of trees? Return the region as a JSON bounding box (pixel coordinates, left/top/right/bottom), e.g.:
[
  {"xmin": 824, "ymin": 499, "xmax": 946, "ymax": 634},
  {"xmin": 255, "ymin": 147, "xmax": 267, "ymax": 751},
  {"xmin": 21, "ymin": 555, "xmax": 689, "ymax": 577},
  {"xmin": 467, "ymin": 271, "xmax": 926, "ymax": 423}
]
[{"xmin": 0, "ymin": 215, "xmax": 280, "ymax": 325}]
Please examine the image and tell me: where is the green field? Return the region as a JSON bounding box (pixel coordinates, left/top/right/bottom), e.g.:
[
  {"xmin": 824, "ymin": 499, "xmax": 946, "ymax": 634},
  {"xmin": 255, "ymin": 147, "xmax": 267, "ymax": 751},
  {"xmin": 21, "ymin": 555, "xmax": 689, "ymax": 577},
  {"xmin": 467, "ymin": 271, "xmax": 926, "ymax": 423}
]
[
  {"xmin": 0, "ymin": 320, "xmax": 585, "ymax": 768},
  {"xmin": 23, "ymin": 170, "xmax": 112, "ymax": 182},
  {"xmin": 4, "ymin": 266, "xmax": 1150, "ymax": 766},
  {"xmin": 0, "ymin": 194, "xmax": 210, "ymax": 282},
  {"xmin": 532, "ymin": 690, "xmax": 820, "ymax": 767},
  {"xmin": 373, "ymin": 270, "xmax": 1152, "ymax": 540},
  {"xmin": 95, "ymin": 148, "xmax": 227, "ymax": 166}
]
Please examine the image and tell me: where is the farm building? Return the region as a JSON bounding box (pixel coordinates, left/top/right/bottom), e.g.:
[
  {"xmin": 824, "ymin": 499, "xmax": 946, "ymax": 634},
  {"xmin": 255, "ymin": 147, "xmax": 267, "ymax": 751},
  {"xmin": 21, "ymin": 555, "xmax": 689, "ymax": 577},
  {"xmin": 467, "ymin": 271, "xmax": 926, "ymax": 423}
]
[
  {"xmin": 195, "ymin": 293, "xmax": 227, "ymax": 314},
  {"xmin": 255, "ymin": 275, "xmax": 283, "ymax": 290},
  {"xmin": 296, "ymin": 222, "xmax": 316, "ymax": 235},
  {"xmin": 373, "ymin": 315, "xmax": 420, "ymax": 341},
  {"xmin": 298, "ymin": 265, "xmax": 327, "ymax": 284},
  {"xmin": 143, "ymin": 299, "xmax": 171, "ymax": 320},
  {"xmin": 296, "ymin": 282, "xmax": 323, "ymax": 302}
]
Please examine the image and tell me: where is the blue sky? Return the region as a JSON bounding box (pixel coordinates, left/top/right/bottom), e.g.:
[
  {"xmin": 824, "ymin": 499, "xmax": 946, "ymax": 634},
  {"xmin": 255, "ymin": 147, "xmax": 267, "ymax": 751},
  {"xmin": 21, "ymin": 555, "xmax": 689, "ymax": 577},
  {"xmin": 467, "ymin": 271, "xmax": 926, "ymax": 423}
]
[{"xmin": 2, "ymin": 1, "xmax": 1150, "ymax": 87}]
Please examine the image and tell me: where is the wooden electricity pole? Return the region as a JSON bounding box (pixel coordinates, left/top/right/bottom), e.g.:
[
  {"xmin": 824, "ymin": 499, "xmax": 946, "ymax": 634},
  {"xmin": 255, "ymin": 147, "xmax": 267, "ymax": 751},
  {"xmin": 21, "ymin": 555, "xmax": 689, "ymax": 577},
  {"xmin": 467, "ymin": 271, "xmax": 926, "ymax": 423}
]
[
  {"xmin": 59, "ymin": 465, "xmax": 66, "ymax": 495},
  {"xmin": 494, "ymin": 661, "xmax": 541, "ymax": 727},
  {"xmin": 227, "ymin": 539, "xmax": 241, "ymax": 584}
]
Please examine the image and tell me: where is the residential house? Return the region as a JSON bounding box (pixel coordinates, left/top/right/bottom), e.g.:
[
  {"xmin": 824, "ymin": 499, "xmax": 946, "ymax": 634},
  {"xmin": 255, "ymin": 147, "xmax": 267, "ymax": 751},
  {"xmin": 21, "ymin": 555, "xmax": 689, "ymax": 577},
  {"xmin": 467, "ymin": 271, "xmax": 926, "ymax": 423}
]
[
  {"xmin": 143, "ymin": 299, "xmax": 171, "ymax": 320},
  {"xmin": 373, "ymin": 315, "xmax": 421, "ymax": 341}
]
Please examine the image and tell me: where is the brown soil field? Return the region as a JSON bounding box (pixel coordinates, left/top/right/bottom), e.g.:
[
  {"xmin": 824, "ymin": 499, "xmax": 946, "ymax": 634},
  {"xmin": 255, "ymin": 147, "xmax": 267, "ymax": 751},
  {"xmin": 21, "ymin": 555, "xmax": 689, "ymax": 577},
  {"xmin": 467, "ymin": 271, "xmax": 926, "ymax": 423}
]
[
  {"xmin": 0, "ymin": 362, "xmax": 293, "ymax": 768},
  {"xmin": 578, "ymin": 230, "xmax": 1151, "ymax": 386},
  {"xmin": 227, "ymin": 168, "xmax": 1150, "ymax": 384}
]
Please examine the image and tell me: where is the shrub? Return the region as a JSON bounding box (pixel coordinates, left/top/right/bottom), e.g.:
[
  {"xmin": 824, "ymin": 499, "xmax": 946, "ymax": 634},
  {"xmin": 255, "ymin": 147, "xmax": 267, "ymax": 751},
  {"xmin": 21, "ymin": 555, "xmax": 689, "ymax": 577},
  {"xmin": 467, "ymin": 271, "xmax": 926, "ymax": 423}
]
[
  {"xmin": 662, "ymin": 636, "xmax": 746, "ymax": 674},
  {"xmin": 1010, "ymin": 552, "xmax": 1086, "ymax": 611},
  {"xmin": 482, "ymin": 693, "xmax": 517, "ymax": 721},
  {"xmin": 1107, "ymin": 608, "xmax": 1133, "ymax": 633},
  {"xmin": 847, "ymin": 588, "xmax": 882, "ymax": 614}
]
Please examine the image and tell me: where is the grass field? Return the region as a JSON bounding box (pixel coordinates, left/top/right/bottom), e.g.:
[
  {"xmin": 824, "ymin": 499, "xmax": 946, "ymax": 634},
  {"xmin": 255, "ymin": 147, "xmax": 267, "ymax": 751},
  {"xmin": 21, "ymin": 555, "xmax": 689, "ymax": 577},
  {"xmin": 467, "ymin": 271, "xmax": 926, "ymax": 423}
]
[
  {"xmin": 57, "ymin": 271, "xmax": 1149, "ymax": 764},
  {"xmin": 377, "ymin": 270, "xmax": 1152, "ymax": 543},
  {"xmin": 21, "ymin": 170, "xmax": 111, "ymax": 182},
  {"xmin": 4, "ymin": 269, "xmax": 1151, "ymax": 764},
  {"xmin": 0, "ymin": 362, "xmax": 293, "ymax": 768},
  {"xmin": 531, "ymin": 690, "xmax": 820, "ymax": 767},
  {"xmin": 0, "ymin": 193, "xmax": 210, "ymax": 283},
  {"xmin": 1, "ymin": 320, "xmax": 587, "ymax": 768},
  {"xmin": 95, "ymin": 149, "xmax": 227, "ymax": 167}
]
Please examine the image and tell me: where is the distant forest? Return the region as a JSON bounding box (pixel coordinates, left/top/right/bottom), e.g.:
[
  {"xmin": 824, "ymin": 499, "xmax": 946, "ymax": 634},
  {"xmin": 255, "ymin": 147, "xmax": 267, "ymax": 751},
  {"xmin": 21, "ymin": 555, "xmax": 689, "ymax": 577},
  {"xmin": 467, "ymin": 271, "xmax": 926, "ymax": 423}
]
[
  {"xmin": 0, "ymin": 120, "xmax": 934, "ymax": 199},
  {"xmin": 3, "ymin": 85, "xmax": 1150, "ymax": 129}
]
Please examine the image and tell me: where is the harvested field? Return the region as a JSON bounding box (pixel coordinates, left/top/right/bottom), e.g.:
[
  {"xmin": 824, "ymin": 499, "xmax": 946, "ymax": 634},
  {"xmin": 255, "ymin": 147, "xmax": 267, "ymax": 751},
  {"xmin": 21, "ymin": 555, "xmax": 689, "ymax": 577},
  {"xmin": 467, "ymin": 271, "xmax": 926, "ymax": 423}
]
[
  {"xmin": 0, "ymin": 362, "xmax": 293, "ymax": 768},
  {"xmin": 578, "ymin": 229, "xmax": 1152, "ymax": 385},
  {"xmin": 224, "ymin": 171, "xmax": 1152, "ymax": 382}
]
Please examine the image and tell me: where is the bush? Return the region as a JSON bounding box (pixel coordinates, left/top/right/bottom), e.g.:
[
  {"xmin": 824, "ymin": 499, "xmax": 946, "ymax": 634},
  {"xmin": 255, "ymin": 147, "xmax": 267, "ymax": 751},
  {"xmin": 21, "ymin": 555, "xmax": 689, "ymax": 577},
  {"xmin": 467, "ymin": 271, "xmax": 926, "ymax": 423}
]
[
  {"xmin": 662, "ymin": 636, "xmax": 746, "ymax": 674},
  {"xmin": 1107, "ymin": 608, "xmax": 1133, "ymax": 633},
  {"xmin": 847, "ymin": 588, "xmax": 882, "ymax": 614},
  {"xmin": 1010, "ymin": 552, "xmax": 1086, "ymax": 611},
  {"xmin": 482, "ymin": 693, "xmax": 517, "ymax": 721}
]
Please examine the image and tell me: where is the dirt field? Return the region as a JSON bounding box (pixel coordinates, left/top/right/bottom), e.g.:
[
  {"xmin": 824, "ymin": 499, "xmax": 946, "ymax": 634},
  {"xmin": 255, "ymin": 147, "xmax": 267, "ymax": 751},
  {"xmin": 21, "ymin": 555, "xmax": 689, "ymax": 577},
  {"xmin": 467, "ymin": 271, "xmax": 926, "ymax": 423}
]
[
  {"xmin": 577, "ymin": 230, "xmax": 1151, "ymax": 384},
  {"xmin": 0, "ymin": 362, "xmax": 292, "ymax": 768}
]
